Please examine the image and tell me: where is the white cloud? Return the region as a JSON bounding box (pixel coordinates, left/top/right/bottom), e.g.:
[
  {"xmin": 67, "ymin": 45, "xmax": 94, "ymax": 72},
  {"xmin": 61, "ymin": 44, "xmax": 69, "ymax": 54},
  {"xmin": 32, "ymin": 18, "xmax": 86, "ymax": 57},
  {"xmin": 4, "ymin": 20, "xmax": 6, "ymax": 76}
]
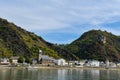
[
  {"xmin": 1, "ymin": 0, "xmax": 120, "ymax": 43},
  {"xmin": 1, "ymin": 0, "xmax": 120, "ymax": 31}
]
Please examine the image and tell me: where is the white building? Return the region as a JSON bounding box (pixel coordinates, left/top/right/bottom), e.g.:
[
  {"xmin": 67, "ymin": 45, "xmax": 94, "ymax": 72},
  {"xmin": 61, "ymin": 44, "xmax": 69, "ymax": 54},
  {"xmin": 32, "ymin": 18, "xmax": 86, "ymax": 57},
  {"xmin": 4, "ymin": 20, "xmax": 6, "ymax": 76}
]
[
  {"xmin": 0, "ymin": 58, "xmax": 10, "ymax": 65},
  {"xmin": 75, "ymin": 60, "xmax": 86, "ymax": 67},
  {"xmin": 85, "ymin": 60, "xmax": 100, "ymax": 67},
  {"xmin": 78, "ymin": 60, "xmax": 87, "ymax": 66},
  {"xmin": 117, "ymin": 63, "xmax": 120, "ymax": 67},
  {"xmin": 10, "ymin": 56, "xmax": 19, "ymax": 65},
  {"xmin": 55, "ymin": 58, "xmax": 66, "ymax": 66},
  {"xmin": 109, "ymin": 62, "xmax": 116, "ymax": 68}
]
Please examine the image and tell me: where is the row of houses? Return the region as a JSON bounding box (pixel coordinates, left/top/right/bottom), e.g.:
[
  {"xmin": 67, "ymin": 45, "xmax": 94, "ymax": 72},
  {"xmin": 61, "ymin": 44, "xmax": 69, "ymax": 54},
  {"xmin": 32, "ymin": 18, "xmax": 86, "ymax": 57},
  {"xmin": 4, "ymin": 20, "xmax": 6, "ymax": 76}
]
[
  {"xmin": 0, "ymin": 56, "xmax": 119, "ymax": 68},
  {"xmin": 74, "ymin": 59, "xmax": 118, "ymax": 68},
  {"xmin": 0, "ymin": 56, "xmax": 66, "ymax": 66},
  {"xmin": 33, "ymin": 50, "xmax": 119, "ymax": 67},
  {"xmin": 0, "ymin": 50, "xmax": 119, "ymax": 68},
  {"xmin": 0, "ymin": 57, "xmax": 19, "ymax": 65},
  {"xmin": 0, "ymin": 50, "xmax": 67, "ymax": 66}
]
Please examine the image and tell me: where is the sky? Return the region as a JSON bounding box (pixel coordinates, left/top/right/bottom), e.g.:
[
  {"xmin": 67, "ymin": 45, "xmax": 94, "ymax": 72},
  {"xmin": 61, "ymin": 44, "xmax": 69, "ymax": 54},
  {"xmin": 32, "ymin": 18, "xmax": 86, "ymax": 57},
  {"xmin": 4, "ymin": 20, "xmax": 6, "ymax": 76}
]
[{"xmin": 0, "ymin": 0, "xmax": 120, "ymax": 44}]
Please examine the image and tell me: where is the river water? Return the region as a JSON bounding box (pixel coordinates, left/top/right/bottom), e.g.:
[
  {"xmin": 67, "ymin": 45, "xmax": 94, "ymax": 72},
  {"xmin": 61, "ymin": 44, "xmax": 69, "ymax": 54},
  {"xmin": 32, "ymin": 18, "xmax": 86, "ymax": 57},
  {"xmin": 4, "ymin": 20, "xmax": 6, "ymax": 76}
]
[{"xmin": 0, "ymin": 68, "xmax": 120, "ymax": 80}]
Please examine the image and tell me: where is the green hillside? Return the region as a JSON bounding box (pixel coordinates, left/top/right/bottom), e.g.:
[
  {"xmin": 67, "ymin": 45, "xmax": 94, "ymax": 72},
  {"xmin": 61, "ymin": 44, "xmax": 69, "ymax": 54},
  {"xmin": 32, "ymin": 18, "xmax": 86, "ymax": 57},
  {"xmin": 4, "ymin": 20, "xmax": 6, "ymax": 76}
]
[
  {"xmin": 0, "ymin": 18, "xmax": 77, "ymax": 60},
  {"xmin": 67, "ymin": 30, "xmax": 120, "ymax": 62}
]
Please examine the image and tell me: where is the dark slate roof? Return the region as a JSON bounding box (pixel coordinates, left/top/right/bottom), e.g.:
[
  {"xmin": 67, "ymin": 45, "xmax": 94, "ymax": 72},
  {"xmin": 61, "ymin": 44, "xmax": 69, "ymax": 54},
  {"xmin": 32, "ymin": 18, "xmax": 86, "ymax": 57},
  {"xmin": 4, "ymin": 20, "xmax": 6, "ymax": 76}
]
[{"xmin": 42, "ymin": 55, "xmax": 55, "ymax": 60}]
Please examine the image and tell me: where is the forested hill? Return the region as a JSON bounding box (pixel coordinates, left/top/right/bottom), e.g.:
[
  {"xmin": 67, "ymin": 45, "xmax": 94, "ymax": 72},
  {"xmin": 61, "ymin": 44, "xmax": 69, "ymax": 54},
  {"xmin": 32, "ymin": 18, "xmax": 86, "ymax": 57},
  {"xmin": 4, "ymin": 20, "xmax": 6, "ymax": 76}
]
[
  {"xmin": 66, "ymin": 30, "xmax": 120, "ymax": 62},
  {"xmin": 0, "ymin": 18, "xmax": 77, "ymax": 60},
  {"xmin": 1, "ymin": 18, "xmax": 120, "ymax": 62}
]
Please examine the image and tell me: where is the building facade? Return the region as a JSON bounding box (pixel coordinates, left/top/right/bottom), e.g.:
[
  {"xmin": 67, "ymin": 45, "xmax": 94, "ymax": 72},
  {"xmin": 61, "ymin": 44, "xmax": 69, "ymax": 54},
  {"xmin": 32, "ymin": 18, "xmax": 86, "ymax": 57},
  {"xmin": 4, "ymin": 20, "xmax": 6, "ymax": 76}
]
[
  {"xmin": 37, "ymin": 50, "xmax": 55, "ymax": 65},
  {"xmin": 55, "ymin": 59, "xmax": 66, "ymax": 66}
]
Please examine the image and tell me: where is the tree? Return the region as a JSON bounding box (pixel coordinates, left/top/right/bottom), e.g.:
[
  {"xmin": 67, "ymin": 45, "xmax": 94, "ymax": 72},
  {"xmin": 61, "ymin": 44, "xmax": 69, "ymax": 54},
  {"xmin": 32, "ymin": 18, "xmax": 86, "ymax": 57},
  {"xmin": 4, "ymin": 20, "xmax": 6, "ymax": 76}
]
[
  {"xmin": 18, "ymin": 56, "xmax": 24, "ymax": 63},
  {"xmin": 9, "ymin": 58, "xmax": 12, "ymax": 63},
  {"xmin": 25, "ymin": 56, "xmax": 31, "ymax": 63}
]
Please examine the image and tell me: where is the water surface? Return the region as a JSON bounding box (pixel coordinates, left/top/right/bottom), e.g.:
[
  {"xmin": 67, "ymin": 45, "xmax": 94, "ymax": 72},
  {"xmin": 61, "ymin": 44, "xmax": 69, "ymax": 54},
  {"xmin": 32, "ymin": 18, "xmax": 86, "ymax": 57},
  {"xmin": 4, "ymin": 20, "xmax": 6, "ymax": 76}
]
[{"xmin": 0, "ymin": 68, "xmax": 120, "ymax": 80}]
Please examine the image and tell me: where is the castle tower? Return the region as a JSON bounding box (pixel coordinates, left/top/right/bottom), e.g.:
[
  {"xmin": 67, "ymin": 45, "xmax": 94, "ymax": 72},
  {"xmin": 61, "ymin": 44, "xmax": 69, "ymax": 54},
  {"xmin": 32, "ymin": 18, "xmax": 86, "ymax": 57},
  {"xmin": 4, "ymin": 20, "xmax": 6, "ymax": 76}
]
[
  {"xmin": 97, "ymin": 35, "xmax": 107, "ymax": 61},
  {"xmin": 102, "ymin": 36, "xmax": 106, "ymax": 44},
  {"xmin": 98, "ymin": 35, "xmax": 106, "ymax": 44},
  {"xmin": 38, "ymin": 50, "xmax": 42, "ymax": 63}
]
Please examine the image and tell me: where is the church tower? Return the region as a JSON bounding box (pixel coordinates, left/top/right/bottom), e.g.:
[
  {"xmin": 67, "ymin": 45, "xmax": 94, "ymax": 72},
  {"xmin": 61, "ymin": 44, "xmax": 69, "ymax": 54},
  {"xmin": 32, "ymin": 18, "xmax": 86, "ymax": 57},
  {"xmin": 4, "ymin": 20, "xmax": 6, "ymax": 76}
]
[{"xmin": 38, "ymin": 50, "xmax": 42, "ymax": 63}]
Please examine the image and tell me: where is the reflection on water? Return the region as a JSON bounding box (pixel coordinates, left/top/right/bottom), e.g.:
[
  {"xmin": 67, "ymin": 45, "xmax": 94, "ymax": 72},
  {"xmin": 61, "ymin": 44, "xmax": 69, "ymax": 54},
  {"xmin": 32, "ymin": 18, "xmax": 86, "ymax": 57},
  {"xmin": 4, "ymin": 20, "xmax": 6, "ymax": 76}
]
[
  {"xmin": 100, "ymin": 70, "xmax": 120, "ymax": 80},
  {"xmin": 0, "ymin": 68, "xmax": 120, "ymax": 80},
  {"xmin": 58, "ymin": 69, "xmax": 66, "ymax": 80}
]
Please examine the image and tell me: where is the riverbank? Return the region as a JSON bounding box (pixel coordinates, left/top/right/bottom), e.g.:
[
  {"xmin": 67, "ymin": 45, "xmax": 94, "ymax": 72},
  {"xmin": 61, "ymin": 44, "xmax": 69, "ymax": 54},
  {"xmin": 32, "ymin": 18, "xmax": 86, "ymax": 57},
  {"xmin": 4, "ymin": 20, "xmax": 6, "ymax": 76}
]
[{"xmin": 1, "ymin": 65, "xmax": 120, "ymax": 70}]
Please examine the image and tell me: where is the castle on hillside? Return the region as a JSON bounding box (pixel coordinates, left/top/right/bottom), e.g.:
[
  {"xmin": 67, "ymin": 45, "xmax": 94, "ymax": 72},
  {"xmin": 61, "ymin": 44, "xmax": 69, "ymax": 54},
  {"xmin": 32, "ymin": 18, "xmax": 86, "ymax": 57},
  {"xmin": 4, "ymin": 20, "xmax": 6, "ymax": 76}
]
[{"xmin": 97, "ymin": 35, "xmax": 106, "ymax": 44}]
